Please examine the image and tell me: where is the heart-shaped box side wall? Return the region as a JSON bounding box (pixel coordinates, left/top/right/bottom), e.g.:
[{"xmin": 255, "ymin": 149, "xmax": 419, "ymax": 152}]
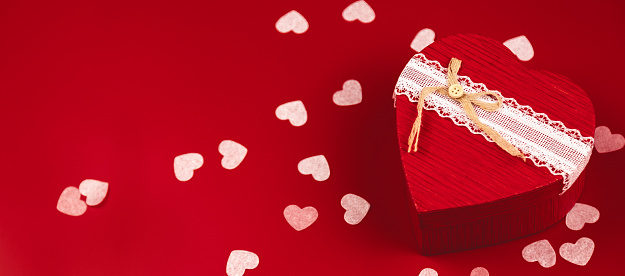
[{"xmin": 395, "ymin": 34, "xmax": 595, "ymax": 255}]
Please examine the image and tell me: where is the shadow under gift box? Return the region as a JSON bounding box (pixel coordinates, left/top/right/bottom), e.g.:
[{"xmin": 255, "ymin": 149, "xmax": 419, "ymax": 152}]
[{"xmin": 394, "ymin": 34, "xmax": 595, "ymax": 255}]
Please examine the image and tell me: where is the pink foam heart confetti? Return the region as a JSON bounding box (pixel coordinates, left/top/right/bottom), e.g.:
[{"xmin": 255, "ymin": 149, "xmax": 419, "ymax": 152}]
[
  {"xmin": 173, "ymin": 153, "xmax": 204, "ymax": 182},
  {"xmin": 275, "ymin": 10, "xmax": 308, "ymax": 34},
  {"xmin": 78, "ymin": 179, "xmax": 108, "ymax": 206},
  {"xmin": 333, "ymin": 79, "xmax": 362, "ymax": 106},
  {"xmin": 283, "ymin": 205, "xmax": 318, "ymax": 231},
  {"xmin": 341, "ymin": 193, "xmax": 370, "ymax": 225},
  {"xmin": 56, "ymin": 186, "xmax": 87, "ymax": 216},
  {"xmin": 470, "ymin": 267, "xmax": 489, "ymax": 276},
  {"xmin": 522, "ymin": 239, "xmax": 556, "ymax": 268},
  {"xmin": 594, "ymin": 126, "xmax": 624, "ymax": 153},
  {"xmin": 275, "ymin": 100, "xmax": 307, "ymax": 127},
  {"xmin": 226, "ymin": 250, "xmax": 259, "ymax": 276},
  {"xmin": 410, "ymin": 28, "xmax": 435, "ymax": 52},
  {"xmin": 566, "ymin": 203, "xmax": 600, "ymax": 231},
  {"xmin": 559, "ymin": 237, "xmax": 595, "ymax": 266},
  {"xmin": 342, "ymin": 1, "xmax": 375, "ymax": 23},
  {"xmin": 418, "ymin": 268, "xmax": 438, "ymax": 276},
  {"xmin": 219, "ymin": 140, "xmax": 248, "ymax": 170},
  {"xmin": 503, "ymin": 35, "xmax": 534, "ymax": 61},
  {"xmin": 297, "ymin": 155, "xmax": 330, "ymax": 181}
]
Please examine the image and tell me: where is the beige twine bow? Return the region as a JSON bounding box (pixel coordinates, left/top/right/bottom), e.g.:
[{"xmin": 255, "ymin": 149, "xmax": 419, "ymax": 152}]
[{"xmin": 407, "ymin": 57, "xmax": 525, "ymax": 161}]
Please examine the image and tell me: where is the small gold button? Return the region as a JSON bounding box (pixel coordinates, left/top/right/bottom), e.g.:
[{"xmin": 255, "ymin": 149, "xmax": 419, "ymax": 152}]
[{"xmin": 448, "ymin": 84, "xmax": 464, "ymax": 98}]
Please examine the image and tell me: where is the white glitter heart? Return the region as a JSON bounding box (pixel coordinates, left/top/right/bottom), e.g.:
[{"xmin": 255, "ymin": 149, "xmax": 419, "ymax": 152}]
[
  {"xmin": 283, "ymin": 205, "xmax": 318, "ymax": 231},
  {"xmin": 297, "ymin": 155, "xmax": 330, "ymax": 181},
  {"xmin": 275, "ymin": 10, "xmax": 308, "ymax": 34},
  {"xmin": 594, "ymin": 126, "xmax": 624, "ymax": 153},
  {"xmin": 470, "ymin": 267, "xmax": 489, "ymax": 276},
  {"xmin": 173, "ymin": 153, "xmax": 204, "ymax": 182},
  {"xmin": 418, "ymin": 268, "xmax": 438, "ymax": 276},
  {"xmin": 275, "ymin": 100, "xmax": 307, "ymax": 127},
  {"xmin": 522, "ymin": 239, "xmax": 556, "ymax": 268},
  {"xmin": 219, "ymin": 140, "xmax": 247, "ymax": 170},
  {"xmin": 503, "ymin": 35, "xmax": 534, "ymax": 61},
  {"xmin": 78, "ymin": 179, "xmax": 108, "ymax": 206},
  {"xmin": 333, "ymin": 79, "xmax": 362, "ymax": 106},
  {"xmin": 559, "ymin": 237, "xmax": 594, "ymax": 266},
  {"xmin": 410, "ymin": 28, "xmax": 435, "ymax": 52},
  {"xmin": 341, "ymin": 193, "xmax": 370, "ymax": 225},
  {"xmin": 342, "ymin": 1, "xmax": 375, "ymax": 23},
  {"xmin": 226, "ymin": 250, "xmax": 259, "ymax": 276},
  {"xmin": 56, "ymin": 186, "xmax": 87, "ymax": 216},
  {"xmin": 566, "ymin": 203, "xmax": 600, "ymax": 231}
]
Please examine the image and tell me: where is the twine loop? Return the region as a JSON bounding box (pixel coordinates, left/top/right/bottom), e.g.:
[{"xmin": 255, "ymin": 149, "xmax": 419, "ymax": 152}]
[{"xmin": 407, "ymin": 57, "xmax": 525, "ymax": 161}]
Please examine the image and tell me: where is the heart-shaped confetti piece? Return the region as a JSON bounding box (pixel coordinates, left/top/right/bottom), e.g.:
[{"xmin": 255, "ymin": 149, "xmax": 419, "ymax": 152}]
[
  {"xmin": 78, "ymin": 179, "xmax": 108, "ymax": 206},
  {"xmin": 410, "ymin": 28, "xmax": 435, "ymax": 52},
  {"xmin": 56, "ymin": 186, "xmax": 87, "ymax": 216},
  {"xmin": 342, "ymin": 1, "xmax": 375, "ymax": 23},
  {"xmin": 297, "ymin": 155, "xmax": 330, "ymax": 181},
  {"xmin": 559, "ymin": 237, "xmax": 595, "ymax": 266},
  {"xmin": 470, "ymin": 267, "xmax": 489, "ymax": 276},
  {"xmin": 173, "ymin": 153, "xmax": 204, "ymax": 182},
  {"xmin": 341, "ymin": 193, "xmax": 370, "ymax": 225},
  {"xmin": 283, "ymin": 205, "xmax": 318, "ymax": 231},
  {"xmin": 503, "ymin": 35, "xmax": 534, "ymax": 61},
  {"xmin": 275, "ymin": 100, "xmax": 307, "ymax": 127},
  {"xmin": 226, "ymin": 250, "xmax": 259, "ymax": 276},
  {"xmin": 275, "ymin": 10, "xmax": 308, "ymax": 34},
  {"xmin": 219, "ymin": 140, "xmax": 248, "ymax": 170},
  {"xmin": 333, "ymin": 79, "xmax": 362, "ymax": 106},
  {"xmin": 522, "ymin": 239, "xmax": 556, "ymax": 268},
  {"xmin": 594, "ymin": 126, "xmax": 624, "ymax": 153},
  {"xmin": 566, "ymin": 203, "xmax": 599, "ymax": 231},
  {"xmin": 418, "ymin": 268, "xmax": 438, "ymax": 276}
]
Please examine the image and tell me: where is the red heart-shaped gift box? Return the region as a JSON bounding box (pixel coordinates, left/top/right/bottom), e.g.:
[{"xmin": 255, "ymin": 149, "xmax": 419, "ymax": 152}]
[{"xmin": 394, "ymin": 34, "xmax": 595, "ymax": 255}]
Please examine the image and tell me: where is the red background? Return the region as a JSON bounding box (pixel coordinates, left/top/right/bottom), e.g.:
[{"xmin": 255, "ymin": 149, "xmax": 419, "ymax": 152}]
[{"xmin": 0, "ymin": 0, "xmax": 623, "ymax": 275}]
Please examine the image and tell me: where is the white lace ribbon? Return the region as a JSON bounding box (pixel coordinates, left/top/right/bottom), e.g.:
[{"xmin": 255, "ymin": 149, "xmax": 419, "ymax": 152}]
[{"xmin": 394, "ymin": 54, "xmax": 594, "ymax": 193}]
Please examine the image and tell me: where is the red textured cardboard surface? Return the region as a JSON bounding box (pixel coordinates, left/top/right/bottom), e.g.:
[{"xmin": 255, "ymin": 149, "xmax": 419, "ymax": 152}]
[{"xmin": 0, "ymin": 0, "xmax": 624, "ymax": 275}]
